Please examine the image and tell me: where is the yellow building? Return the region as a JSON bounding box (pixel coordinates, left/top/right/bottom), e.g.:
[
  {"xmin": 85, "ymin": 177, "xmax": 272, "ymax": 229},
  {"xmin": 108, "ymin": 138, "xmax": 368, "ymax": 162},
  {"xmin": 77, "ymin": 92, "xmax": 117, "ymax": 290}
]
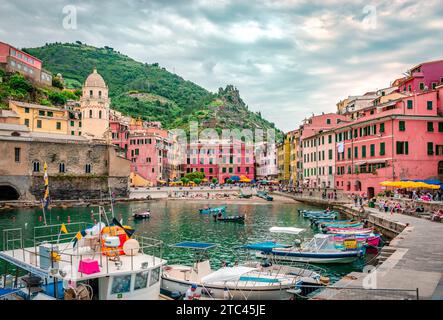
[
  {"xmin": 9, "ymin": 100, "xmax": 82, "ymax": 136},
  {"xmin": 9, "ymin": 100, "xmax": 69, "ymax": 134},
  {"xmin": 277, "ymin": 136, "xmax": 291, "ymax": 183},
  {"xmin": 287, "ymin": 129, "xmax": 300, "ymax": 187}
]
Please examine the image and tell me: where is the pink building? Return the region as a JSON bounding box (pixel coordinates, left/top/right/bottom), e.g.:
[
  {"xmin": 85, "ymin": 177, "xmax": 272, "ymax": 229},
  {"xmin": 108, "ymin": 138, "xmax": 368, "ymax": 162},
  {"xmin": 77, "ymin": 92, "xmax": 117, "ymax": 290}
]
[
  {"xmin": 110, "ymin": 116, "xmax": 170, "ymax": 185},
  {"xmin": 334, "ymin": 86, "xmax": 443, "ymax": 198},
  {"xmin": 397, "ymin": 60, "xmax": 443, "ymax": 93},
  {"xmin": 300, "ymin": 113, "xmax": 348, "ymax": 188},
  {"xmin": 184, "ymin": 139, "xmax": 255, "ymax": 183},
  {"xmin": 0, "ymin": 41, "xmax": 52, "ymax": 85}
]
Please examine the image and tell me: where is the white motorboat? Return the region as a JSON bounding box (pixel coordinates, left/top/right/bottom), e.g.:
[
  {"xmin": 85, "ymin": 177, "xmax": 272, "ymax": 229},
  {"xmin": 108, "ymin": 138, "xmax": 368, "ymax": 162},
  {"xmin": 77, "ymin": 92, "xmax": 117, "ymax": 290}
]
[
  {"xmin": 160, "ymin": 241, "xmax": 320, "ymax": 300},
  {"xmin": 244, "ymin": 227, "xmax": 365, "ymax": 264}
]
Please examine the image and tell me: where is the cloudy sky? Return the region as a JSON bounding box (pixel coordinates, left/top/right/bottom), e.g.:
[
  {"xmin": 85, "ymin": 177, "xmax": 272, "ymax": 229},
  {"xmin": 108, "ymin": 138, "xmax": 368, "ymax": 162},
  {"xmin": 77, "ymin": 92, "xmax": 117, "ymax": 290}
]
[{"xmin": 1, "ymin": 0, "xmax": 443, "ymax": 131}]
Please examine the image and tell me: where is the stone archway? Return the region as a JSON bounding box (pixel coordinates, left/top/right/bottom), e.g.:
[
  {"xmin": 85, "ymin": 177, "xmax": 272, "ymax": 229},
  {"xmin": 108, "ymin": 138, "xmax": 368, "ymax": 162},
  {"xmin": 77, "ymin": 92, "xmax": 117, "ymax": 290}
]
[{"xmin": 0, "ymin": 185, "xmax": 20, "ymax": 200}]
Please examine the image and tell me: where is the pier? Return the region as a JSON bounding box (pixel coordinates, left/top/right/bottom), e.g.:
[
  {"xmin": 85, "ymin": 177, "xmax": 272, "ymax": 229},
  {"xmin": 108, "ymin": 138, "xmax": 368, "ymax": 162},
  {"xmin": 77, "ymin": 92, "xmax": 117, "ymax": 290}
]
[{"xmin": 274, "ymin": 191, "xmax": 443, "ymax": 300}]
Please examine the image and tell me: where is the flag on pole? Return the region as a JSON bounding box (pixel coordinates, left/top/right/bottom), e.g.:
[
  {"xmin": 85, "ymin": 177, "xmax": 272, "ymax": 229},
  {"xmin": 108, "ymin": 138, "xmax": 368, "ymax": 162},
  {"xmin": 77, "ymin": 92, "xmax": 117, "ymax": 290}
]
[
  {"xmin": 73, "ymin": 229, "xmax": 87, "ymax": 247},
  {"xmin": 42, "ymin": 162, "xmax": 50, "ymax": 210},
  {"xmin": 60, "ymin": 223, "xmax": 68, "ymax": 234}
]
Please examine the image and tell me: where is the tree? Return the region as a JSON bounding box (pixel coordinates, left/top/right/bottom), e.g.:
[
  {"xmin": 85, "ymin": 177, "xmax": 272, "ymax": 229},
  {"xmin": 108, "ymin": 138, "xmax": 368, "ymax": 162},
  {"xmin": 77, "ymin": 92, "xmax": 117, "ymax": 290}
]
[
  {"xmin": 9, "ymin": 74, "xmax": 33, "ymax": 93},
  {"xmin": 212, "ymin": 178, "xmax": 218, "ymax": 184},
  {"xmin": 52, "ymin": 77, "xmax": 64, "ymax": 90},
  {"xmin": 193, "ymin": 178, "xmax": 201, "ymax": 185},
  {"xmin": 48, "ymin": 91, "xmax": 67, "ymax": 106},
  {"xmin": 184, "ymin": 171, "xmax": 205, "ymax": 181},
  {"xmin": 180, "ymin": 177, "xmax": 190, "ymax": 185}
]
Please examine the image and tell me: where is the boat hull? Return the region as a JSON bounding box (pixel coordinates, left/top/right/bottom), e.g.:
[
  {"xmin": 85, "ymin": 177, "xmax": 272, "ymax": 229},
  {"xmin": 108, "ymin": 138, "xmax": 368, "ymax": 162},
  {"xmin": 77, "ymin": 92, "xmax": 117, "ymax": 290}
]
[
  {"xmin": 256, "ymin": 251, "xmax": 361, "ymax": 264},
  {"xmin": 161, "ymin": 276, "xmax": 295, "ymax": 300}
]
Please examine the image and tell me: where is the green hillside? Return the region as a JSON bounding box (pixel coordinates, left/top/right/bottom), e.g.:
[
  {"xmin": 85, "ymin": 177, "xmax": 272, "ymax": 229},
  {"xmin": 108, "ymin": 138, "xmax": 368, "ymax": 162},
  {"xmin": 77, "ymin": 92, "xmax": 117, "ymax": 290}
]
[{"xmin": 23, "ymin": 42, "xmax": 281, "ymax": 136}]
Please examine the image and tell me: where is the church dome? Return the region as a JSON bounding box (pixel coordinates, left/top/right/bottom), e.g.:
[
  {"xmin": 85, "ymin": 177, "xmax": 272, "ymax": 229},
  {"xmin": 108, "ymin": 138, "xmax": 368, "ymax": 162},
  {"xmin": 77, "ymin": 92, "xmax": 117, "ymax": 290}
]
[{"xmin": 84, "ymin": 68, "xmax": 106, "ymax": 88}]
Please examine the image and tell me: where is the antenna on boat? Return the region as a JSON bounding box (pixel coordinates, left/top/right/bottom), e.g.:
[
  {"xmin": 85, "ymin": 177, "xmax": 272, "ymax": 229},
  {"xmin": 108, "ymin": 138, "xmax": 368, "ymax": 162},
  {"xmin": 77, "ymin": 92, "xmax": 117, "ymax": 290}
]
[{"xmin": 108, "ymin": 185, "xmax": 115, "ymax": 219}]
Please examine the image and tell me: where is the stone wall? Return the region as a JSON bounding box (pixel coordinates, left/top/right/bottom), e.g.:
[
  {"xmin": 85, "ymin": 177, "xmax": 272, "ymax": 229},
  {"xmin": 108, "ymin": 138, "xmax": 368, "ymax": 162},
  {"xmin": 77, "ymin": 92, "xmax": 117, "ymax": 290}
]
[{"xmin": 30, "ymin": 175, "xmax": 128, "ymax": 200}]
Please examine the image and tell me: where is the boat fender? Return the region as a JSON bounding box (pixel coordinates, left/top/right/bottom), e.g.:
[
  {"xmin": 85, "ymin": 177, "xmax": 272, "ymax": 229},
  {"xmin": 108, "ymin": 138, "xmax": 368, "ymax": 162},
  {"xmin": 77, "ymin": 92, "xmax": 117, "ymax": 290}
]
[{"xmin": 319, "ymin": 276, "xmax": 330, "ymax": 285}]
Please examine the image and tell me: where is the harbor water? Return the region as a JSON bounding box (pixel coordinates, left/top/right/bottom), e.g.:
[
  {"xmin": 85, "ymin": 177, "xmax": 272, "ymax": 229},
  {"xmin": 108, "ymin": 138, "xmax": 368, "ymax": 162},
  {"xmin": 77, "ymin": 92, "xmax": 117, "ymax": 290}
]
[{"xmin": 0, "ymin": 200, "xmax": 377, "ymax": 284}]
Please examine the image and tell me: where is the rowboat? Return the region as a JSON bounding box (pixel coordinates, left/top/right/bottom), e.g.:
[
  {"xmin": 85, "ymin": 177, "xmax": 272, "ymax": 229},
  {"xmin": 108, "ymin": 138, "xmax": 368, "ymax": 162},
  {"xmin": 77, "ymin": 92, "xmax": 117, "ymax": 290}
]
[
  {"xmin": 133, "ymin": 211, "xmax": 151, "ymax": 219},
  {"xmin": 320, "ymin": 222, "xmax": 364, "ymax": 229},
  {"xmin": 243, "ymin": 228, "xmax": 364, "ymax": 264},
  {"xmin": 302, "ymin": 211, "xmax": 338, "ymax": 219},
  {"xmin": 199, "ymin": 206, "xmax": 226, "ymax": 214},
  {"xmin": 257, "ymin": 191, "xmax": 273, "ymax": 201},
  {"xmin": 213, "ymin": 214, "xmax": 245, "ymax": 223},
  {"xmin": 305, "ymin": 213, "xmax": 337, "ymax": 220},
  {"xmin": 325, "ymin": 227, "xmax": 373, "ymax": 235}
]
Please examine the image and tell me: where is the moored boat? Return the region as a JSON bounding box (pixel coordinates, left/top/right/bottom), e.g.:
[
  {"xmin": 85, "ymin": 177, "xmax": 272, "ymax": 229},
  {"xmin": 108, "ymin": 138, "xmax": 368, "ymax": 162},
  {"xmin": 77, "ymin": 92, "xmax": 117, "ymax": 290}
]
[
  {"xmin": 243, "ymin": 228, "xmax": 365, "ymax": 264},
  {"xmin": 199, "ymin": 206, "xmax": 226, "ymax": 214},
  {"xmin": 0, "ymin": 212, "xmax": 165, "ymax": 300},
  {"xmin": 161, "ymin": 241, "xmax": 317, "ymax": 300},
  {"xmin": 325, "ymin": 227, "xmax": 373, "ymax": 235},
  {"xmin": 132, "ymin": 210, "xmax": 151, "ymax": 219}
]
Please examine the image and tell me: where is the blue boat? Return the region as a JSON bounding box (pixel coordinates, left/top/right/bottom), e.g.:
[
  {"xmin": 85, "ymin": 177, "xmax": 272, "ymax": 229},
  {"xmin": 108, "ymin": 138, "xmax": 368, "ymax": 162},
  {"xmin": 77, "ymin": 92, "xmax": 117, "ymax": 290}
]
[
  {"xmin": 257, "ymin": 191, "xmax": 273, "ymax": 201},
  {"xmin": 320, "ymin": 222, "xmax": 364, "ymax": 229},
  {"xmin": 199, "ymin": 206, "xmax": 226, "ymax": 214},
  {"xmin": 304, "ymin": 213, "xmax": 337, "ymax": 219},
  {"xmin": 243, "ymin": 233, "xmax": 365, "ymax": 264}
]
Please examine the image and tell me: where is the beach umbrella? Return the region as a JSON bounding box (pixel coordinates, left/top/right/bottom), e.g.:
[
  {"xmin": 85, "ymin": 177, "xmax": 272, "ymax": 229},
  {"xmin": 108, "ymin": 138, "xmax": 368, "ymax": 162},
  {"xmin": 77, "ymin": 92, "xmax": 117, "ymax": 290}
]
[{"xmin": 230, "ymin": 176, "xmax": 240, "ymax": 182}]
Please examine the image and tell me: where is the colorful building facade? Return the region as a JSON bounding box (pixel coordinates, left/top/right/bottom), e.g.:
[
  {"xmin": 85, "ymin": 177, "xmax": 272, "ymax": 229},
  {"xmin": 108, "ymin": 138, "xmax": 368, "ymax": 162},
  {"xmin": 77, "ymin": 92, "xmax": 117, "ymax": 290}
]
[
  {"xmin": 334, "ymin": 87, "xmax": 443, "ymax": 197},
  {"xmin": 0, "ymin": 41, "xmax": 52, "ymax": 85},
  {"xmin": 183, "ymin": 138, "xmax": 255, "ymax": 183}
]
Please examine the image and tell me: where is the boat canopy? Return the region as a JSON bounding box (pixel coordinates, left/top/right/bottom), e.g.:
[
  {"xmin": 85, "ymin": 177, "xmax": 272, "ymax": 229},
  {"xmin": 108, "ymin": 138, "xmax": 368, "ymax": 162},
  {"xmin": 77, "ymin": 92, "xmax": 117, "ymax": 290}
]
[
  {"xmin": 269, "ymin": 227, "xmax": 305, "ymax": 235},
  {"xmin": 201, "ymin": 266, "xmax": 257, "ymax": 284},
  {"xmin": 170, "ymin": 241, "xmax": 218, "ymax": 250}
]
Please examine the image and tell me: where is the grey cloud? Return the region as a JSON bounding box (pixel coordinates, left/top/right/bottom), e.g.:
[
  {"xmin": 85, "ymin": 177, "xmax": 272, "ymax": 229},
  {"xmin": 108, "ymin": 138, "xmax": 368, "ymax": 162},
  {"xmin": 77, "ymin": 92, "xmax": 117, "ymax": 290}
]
[{"xmin": 0, "ymin": 0, "xmax": 442, "ymax": 131}]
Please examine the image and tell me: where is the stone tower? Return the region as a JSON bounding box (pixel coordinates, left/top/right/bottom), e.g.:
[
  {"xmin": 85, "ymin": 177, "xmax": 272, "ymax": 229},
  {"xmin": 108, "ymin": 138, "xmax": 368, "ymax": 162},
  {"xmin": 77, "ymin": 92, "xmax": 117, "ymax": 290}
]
[{"xmin": 80, "ymin": 68, "xmax": 110, "ymax": 140}]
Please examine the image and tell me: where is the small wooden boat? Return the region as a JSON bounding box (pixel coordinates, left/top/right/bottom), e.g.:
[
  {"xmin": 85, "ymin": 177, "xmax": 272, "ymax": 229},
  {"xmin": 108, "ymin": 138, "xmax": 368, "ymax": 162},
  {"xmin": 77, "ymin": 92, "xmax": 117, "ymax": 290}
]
[
  {"xmin": 306, "ymin": 213, "xmax": 337, "ymax": 220},
  {"xmin": 199, "ymin": 206, "xmax": 226, "ymax": 214},
  {"xmin": 213, "ymin": 214, "xmax": 245, "ymax": 222},
  {"xmin": 257, "ymin": 191, "xmax": 273, "ymax": 201},
  {"xmin": 133, "ymin": 211, "xmax": 151, "ymax": 219},
  {"xmin": 239, "ymin": 193, "xmax": 252, "ymax": 199},
  {"xmin": 325, "ymin": 227, "xmax": 373, "ymax": 235},
  {"xmin": 320, "ymin": 222, "xmax": 364, "ymax": 229}
]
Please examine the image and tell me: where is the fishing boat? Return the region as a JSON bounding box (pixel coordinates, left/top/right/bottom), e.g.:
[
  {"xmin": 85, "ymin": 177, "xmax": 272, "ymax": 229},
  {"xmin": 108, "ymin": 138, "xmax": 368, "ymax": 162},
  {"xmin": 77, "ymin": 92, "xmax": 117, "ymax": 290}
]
[
  {"xmin": 243, "ymin": 228, "xmax": 365, "ymax": 264},
  {"xmin": 213, "ymin": 213, "xmax": 245, "ymax": 223},
  {"xmin": 332, "ymin": 233, "xmax": 382, "ymax": 248},
  {"xmin": 319, "ymin": 222, "xmax": 364, "ymax": 229},
  {"xmin": 257, "ymin": 191, "xmax": 273, "ymax": 201},
  {"xmin": 302, "ymin": 211, "xmax": 338, "ymax": 219},
  {"xmin": 0, "ymin": 208, "xmax": 165, "ymax": 300},
  {"xmin": 199, "ymin": 206, "xmax": 226, "ymax": 214},
  {"xmin": 132, "ymin": 210, "xmax": 151, "ymax": 220},
  {"xmin": 161, "ymin": 242, "xmax": 319, "ymax": 300},
  {"xmin": 239, "ymin": 193, "xmax": 252, "ymax": 199},
  {"xmin": 306, "ymin": 214, "xmax": 337, "ymax": 220},
  {"xmin": 318, "ymin": 220, "xmax": 361, "ymax": 227},
  {"xmin": 325, "ymin": 227, "xmax": 373, "ymax": 235}
]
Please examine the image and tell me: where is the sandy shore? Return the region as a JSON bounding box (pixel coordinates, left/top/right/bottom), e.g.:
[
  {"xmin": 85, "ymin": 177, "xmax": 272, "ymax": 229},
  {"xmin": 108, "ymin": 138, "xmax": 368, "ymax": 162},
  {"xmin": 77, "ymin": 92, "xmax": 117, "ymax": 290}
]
[{"xmin": 161, "ymin": 194, "xmax": 298, "ymax": 205}]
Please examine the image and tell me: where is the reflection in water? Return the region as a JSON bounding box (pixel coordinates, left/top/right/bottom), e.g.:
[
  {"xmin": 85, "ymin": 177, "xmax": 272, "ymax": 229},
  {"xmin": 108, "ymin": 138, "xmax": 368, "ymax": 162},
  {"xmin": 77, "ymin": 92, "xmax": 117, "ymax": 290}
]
[{"xmin": 0, "ymin": 200, "xmax": 372, "ymax": 283}]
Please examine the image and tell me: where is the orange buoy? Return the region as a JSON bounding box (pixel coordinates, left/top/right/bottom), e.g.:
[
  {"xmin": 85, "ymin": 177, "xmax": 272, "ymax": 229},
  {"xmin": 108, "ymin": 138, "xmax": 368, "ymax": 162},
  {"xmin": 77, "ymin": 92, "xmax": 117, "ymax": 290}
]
[
  {"xmin": 67, "ymin": 216, "xmax": 71, "ymax": 223},
  {"xmin": 39, "ymin": 216, "xmax": 42, "ymax": 222}
]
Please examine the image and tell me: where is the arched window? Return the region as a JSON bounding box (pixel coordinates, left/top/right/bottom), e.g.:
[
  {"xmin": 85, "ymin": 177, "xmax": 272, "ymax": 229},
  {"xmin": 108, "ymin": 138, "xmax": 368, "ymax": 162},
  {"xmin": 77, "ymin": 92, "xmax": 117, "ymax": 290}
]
[
  {"xmin": 89, "ymin": 109, "xmax": 93, "ymax": 118},
  {"xmin": 59, "ymin": 162, "xmax": 65, "ymax": 173},
  {"xmin": 99, "ymin": 110, "xmax": 102, "ymax": 119},
  {"xmin": 33, "ymin": 161, "xmax": 40, "ymax": 172},
  {"xmin": 89, "ymin": 90, "xmax": 93, "ymax": 98},
  {"xmin": 85, "ymin": 164, "xmax": 91, "ymax": 174},
  {"xmin": 99, "ymin": 91, "xmax": 102, "ymax": 98}
]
